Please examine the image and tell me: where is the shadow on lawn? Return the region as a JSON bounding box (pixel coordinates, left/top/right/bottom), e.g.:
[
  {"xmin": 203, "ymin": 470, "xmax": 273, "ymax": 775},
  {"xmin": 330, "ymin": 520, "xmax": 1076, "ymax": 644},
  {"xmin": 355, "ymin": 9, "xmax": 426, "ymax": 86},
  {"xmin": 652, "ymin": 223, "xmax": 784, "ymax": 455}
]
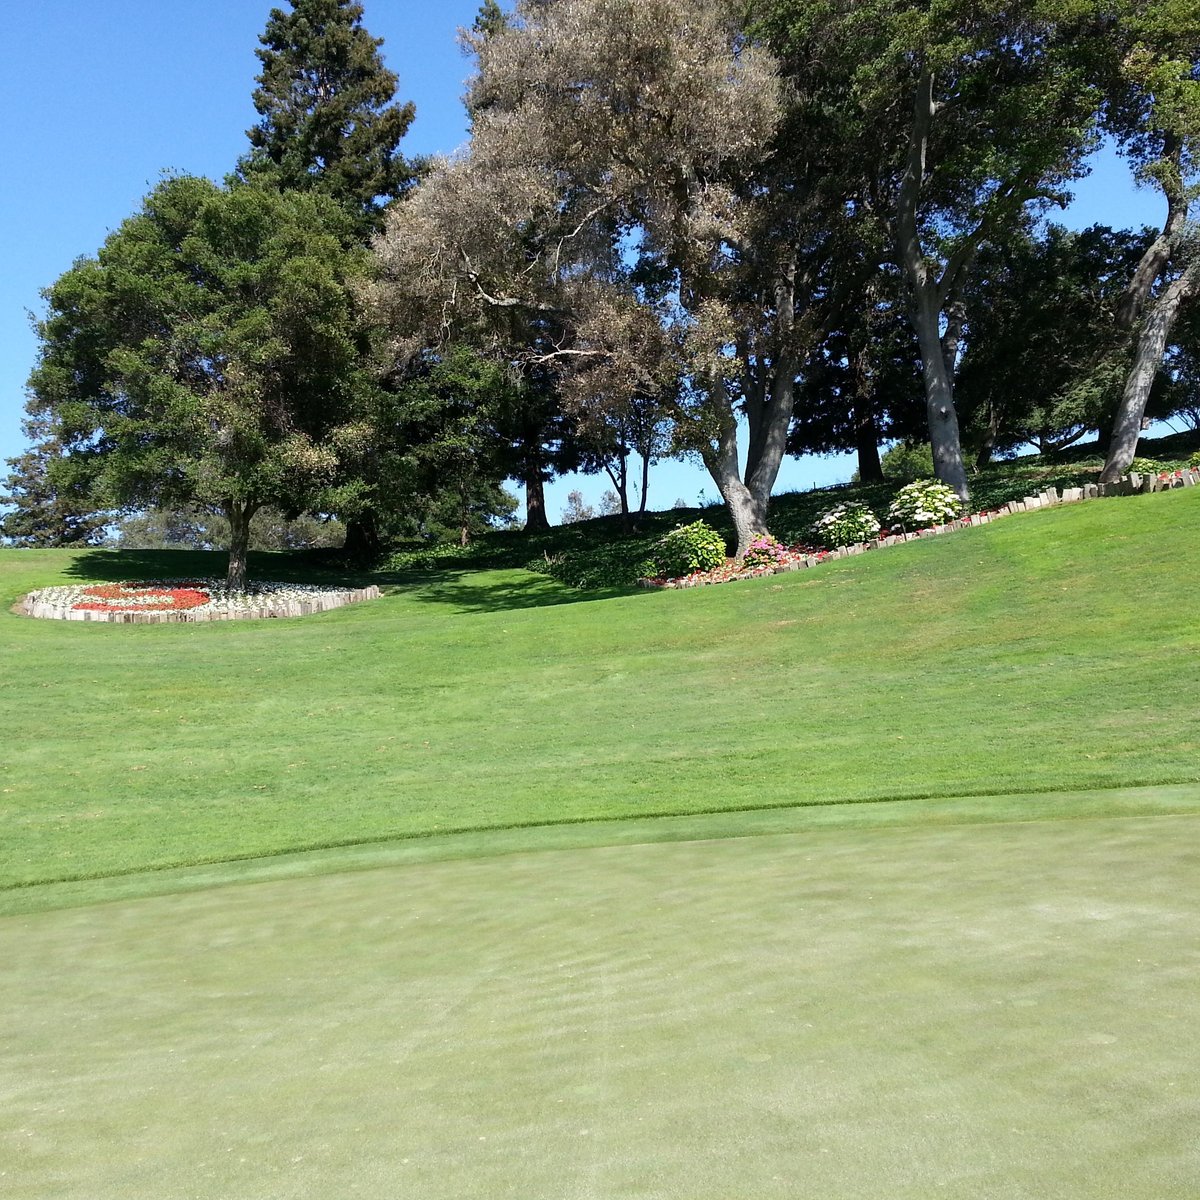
[
  {"xmin": 374, "ymin": 567, "xmax": 637, "ymax": 613},
  {"xmin": 62, "ymin": 547, "xmax": 636, "ymax": 615},
  {"xmin": 62, "ymin": 547, "xmax": 370, "ymax": 587}
]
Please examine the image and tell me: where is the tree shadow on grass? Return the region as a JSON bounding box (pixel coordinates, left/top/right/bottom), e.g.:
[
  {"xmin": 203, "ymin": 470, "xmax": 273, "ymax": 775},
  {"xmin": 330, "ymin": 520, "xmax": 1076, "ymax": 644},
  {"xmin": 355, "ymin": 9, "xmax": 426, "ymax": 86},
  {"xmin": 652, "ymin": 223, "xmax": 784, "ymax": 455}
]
[
  {"xmin": 61, "ymin": 547, "xmax": 373, "ymax": 588},
  {"xmin": 381, "ymin": 567, "xmax": 639, "ymax": 614},
  {"xmin": 61, "ymin": 547, "xmax": 639, "ymax": 615}
]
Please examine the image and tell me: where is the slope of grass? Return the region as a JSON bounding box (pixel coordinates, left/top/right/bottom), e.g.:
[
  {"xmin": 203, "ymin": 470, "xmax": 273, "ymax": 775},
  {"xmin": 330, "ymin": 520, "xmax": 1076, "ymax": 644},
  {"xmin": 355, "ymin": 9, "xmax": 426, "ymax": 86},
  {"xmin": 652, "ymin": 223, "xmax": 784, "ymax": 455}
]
[{"xmin": 2, "ymin": 485, "xmax": 1198, "ymax": 906}]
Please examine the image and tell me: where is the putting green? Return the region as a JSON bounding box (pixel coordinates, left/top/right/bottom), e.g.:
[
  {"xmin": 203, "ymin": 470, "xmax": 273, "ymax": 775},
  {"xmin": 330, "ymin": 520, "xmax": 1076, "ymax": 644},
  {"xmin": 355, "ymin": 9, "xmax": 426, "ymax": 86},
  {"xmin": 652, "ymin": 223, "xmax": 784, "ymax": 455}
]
[{"xmin": 4, "ymin": 813, "xmax": 1198, "ymax": 1198}]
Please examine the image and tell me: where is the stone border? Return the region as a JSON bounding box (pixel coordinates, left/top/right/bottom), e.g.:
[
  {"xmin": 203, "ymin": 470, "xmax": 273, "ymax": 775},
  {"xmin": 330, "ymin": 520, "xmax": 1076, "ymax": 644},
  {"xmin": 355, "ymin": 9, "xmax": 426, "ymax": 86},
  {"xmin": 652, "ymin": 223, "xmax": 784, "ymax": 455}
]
[
  {"xmin": 638, "ymin": 467, "xmax": 1200, "ymax": 589},
  {"xmin": 19, "ymin": 584, "xmax": 382, "ymax": 624}
]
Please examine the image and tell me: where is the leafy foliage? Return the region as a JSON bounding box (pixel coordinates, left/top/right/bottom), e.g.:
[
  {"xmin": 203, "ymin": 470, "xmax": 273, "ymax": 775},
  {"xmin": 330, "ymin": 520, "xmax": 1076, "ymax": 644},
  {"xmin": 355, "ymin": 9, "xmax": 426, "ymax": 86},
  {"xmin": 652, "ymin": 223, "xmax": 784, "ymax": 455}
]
[
  {"xmin": 811, "ymin": 503, "xmax": 882, "ymax": 549},
  {"xmin": 237, "ymin": 0, "xmax": 417, "ymax": 234},
  {"xmin": 887, "ymin": 481, "xmax": 965, "ymax": 529},
  {"xmin": 651, "ymin": 521, "xmax": 728, "ymax": 578}
]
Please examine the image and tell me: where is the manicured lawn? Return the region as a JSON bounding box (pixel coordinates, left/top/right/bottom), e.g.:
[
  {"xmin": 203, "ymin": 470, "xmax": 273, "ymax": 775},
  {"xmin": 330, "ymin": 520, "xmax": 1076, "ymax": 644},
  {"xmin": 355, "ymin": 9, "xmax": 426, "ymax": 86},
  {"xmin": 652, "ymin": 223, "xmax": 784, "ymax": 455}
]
[
  {"xmin": 4, "ymin": 811, "xmax": 1199, "ymax": 1199},
  {"xmin": 3, "ymin": 487, "xmax": 1200, "ymax": 903}
]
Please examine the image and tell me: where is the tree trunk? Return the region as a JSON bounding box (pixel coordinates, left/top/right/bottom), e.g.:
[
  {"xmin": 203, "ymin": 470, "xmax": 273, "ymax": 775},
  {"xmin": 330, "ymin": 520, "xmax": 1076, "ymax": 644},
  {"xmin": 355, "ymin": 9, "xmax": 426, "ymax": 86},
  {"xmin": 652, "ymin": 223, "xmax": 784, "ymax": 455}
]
[
  {"xmin": 851, "ymin": 373, "xmax": 883, "ymax": 482},
  {"xmin": 603, "ymin": 453, "xmax": 630, "ymax": 528},
  {"xmin": 745, "ymin": 363, "xmax": 796, "ymax": 510},
  {"xmin": 638, "ymin": 449, "xmax": 650, "ymax": 517},
  {"xmin": 224, "ymin": 501, "xmax": 257, "ymax": 592},
  {"xmin": 523, "ymin": 462, "xmax": 550, "ymax": 532},
  {"xmin": 1101, "ymin": 268, "xmax": 1197, "ymax": 483},
  {"xmin": 912, "ymin": 295, "xmax": 970, "ymax": 499},
  {"xmin": 704, "ymin": 420, "xmax": 767, "ymax": 558},
  {"xmin": 1116, "ymin": 137, "xmax": 1185, "ymax": 331},
  {"xmin": 342, "ymin": 510, "xmax": 382, "ymax": 562},
  {"xmin": 896, "ymin": 64, "xmax": 970, "ymax": 504}
]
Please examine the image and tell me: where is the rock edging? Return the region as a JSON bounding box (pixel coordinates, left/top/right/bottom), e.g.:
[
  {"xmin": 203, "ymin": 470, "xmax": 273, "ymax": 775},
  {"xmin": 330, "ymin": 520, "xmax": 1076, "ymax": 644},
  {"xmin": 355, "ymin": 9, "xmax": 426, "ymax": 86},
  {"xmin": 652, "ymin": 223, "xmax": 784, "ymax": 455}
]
[{"xmin": 20, "ymin": 584, "xmax": 382, "ymax": 623}]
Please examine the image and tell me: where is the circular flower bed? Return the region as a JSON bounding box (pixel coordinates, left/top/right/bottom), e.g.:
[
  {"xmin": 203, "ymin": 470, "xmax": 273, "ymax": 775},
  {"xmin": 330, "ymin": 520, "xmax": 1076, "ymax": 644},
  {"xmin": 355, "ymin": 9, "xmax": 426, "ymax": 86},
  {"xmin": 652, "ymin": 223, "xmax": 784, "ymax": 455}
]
[{"xmin": 21, "ymin": 579, "xmax": 381, "ymax": 623}]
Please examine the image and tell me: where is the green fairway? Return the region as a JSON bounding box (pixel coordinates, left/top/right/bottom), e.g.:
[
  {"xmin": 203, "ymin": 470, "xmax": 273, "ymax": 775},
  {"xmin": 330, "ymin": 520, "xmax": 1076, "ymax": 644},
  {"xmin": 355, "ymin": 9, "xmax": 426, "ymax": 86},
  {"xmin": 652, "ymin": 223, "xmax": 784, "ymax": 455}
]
[
  {"xmin": 3, "ymin": 487, "xmax": 1200, "ymax": 900},
  {"xmin": 4, "ymin": 811, "xmax": 1199, "ymax": 1199}
]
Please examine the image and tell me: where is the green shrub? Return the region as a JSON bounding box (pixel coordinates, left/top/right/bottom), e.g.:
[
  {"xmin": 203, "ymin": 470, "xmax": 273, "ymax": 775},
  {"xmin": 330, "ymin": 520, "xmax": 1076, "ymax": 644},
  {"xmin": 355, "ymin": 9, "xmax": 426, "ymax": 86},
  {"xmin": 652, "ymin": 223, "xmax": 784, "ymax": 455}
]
[
  {"xmin": 1128, "ymin": 456, "xmax": 1166, "ymax": 475},
  {"xmin": 881, "ymin": 442, "xmax": 935, "ymax": 483},
  {"xmin": 1189, "ymin": 451, "xmax": 1200, "ymax": 469},
  {"xmin": 887, "ymin": 480, "xmax": 964, "ymax": 529},
  {"xmin": 652, "ymin": 521, "xmax": 728, "ymax": 577},
  {"xmin": 811, "ymin": 502, "xmax": 881, "ymax": 549},
  {"xmin": 529, "ymin": 540, "xmax": 656, "ymax": 589}
]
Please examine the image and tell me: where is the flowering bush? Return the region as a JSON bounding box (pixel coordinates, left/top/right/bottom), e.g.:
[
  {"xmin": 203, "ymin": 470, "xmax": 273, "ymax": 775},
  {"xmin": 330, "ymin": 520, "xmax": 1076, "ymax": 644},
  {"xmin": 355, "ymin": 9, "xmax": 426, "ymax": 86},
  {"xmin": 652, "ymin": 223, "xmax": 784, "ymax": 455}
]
[
  {"xmin": 887, "ymin": 480, "xmax": 963, "ymax": 529},
  {"xmin": 810, "ymin": 503, "xmax": 881, "ymax": 549},
  {"xmin": 651, "ymin": 521, "xmax": 728, "ymax": 578},
  {"xmin": 742, "ymin": 534, "xmax": 786, "ymax": 569}
]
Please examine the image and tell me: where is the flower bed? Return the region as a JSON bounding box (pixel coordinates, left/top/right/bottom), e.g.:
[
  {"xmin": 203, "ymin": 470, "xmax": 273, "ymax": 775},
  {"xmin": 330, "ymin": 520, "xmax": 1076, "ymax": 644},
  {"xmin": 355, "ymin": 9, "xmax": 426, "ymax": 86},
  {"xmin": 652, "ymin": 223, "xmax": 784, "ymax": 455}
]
[
  {"xmin": 20, "ymin": 579, "xmax": 381, "ymax": 623},
  {"xmin": 638, "ymin": 468, "xmax": 1200, "ymax": 590}
]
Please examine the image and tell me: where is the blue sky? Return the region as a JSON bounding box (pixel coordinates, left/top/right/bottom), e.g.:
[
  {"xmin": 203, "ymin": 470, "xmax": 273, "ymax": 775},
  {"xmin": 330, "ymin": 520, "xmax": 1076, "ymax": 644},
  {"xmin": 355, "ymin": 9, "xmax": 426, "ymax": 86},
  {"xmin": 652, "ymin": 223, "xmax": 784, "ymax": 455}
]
[{"xmin": 0, "ymin": 2, "xmax": 1173, "ymax": 523}]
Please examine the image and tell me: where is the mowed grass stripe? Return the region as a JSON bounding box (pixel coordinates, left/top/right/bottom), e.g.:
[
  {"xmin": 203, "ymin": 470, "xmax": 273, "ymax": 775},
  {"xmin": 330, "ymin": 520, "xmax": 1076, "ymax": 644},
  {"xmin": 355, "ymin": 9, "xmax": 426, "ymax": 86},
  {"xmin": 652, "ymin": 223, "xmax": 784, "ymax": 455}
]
[{"xmin": 2, "ymin": 487, "xmax": 1199, "ymax": 895}]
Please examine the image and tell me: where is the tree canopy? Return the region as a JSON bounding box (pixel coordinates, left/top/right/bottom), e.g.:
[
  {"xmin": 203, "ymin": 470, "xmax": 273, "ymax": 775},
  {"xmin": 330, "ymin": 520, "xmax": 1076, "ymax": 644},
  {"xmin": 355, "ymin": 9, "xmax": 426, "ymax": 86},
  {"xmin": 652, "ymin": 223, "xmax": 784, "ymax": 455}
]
[
  {"xmin": 26, "ymin": 176, "xmax": 377, "ymax": 587},
  {"xmin": 238, "ymin": 0, "xmax": 418, "ymax": 234}
]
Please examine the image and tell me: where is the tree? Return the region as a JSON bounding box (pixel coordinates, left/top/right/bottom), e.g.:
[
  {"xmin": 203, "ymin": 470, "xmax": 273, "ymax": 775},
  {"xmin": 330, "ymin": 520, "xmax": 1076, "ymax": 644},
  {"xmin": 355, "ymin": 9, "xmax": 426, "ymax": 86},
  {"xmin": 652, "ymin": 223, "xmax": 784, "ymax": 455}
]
[
  {"xmin": 787, "ymin": 276, "xmax": 925, "ymax": 481},
  {"xmin": 1094, "ymin": 0, "xmax": 1200, "ymax": 480},
  {"xmin": 25, "ymin": 176, "xmax": 377, "ymax": 589},
  {"xmin": 955, "ymin": 224, "xmax": 1160, "ymax": 463},
  {"xmin": 386, "ymin": 344, "xmax": 524, "ymax": 546},
  {"xmin": 237, "ymin": 0, "xmax": 417, "ymax": 235},
  {"xmin": 372, "ymin": 0, "xmax": 792, "ymax": 555},
  {"xmin": 576, "ymin": 392, "xmax": 674, "ymax": 523},
  {"xmin": 769, "ymin": 0, "xmax": 1105, "ymax": 502},
  {"xmin": 560, "ymin": 490, "xmax": 595, "ymax": 525},
  {"xmin": 235, "ymin": 0, "xmax": 421, "ymax": 559},
  {"xmin": 0, "ymin": 413, "xmax": 107, "ymax": 546}
]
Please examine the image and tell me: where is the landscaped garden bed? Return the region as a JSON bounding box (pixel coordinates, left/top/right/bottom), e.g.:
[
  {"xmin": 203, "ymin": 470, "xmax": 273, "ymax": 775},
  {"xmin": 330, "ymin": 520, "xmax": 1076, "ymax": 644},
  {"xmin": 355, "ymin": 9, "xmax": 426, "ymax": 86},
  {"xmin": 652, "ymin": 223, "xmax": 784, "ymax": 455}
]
[
  {"xmin": 639, "ymin": 467, "xmax": 1200, "ymax": 589},
  {"xmin": 19, "ymin": 579, "xmax": 381, "ymax": 623}
]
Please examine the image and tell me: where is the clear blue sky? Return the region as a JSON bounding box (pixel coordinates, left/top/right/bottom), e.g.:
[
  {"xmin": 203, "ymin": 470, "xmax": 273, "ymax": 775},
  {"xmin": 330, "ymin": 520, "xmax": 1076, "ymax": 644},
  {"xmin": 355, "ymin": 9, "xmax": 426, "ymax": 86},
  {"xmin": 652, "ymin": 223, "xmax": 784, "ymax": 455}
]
[{"xmin": 0, "ymin": 2, "xmax": 1172, "ymax": 524}]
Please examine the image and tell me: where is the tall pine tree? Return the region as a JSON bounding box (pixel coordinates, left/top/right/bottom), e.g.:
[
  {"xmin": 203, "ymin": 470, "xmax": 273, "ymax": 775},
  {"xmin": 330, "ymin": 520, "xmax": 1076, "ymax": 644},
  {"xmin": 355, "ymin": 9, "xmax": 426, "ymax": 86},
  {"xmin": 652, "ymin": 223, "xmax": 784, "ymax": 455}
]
[
  {"xmin": 237, "ymin": 0, "xmax": 418, "ymax": 558},
  {"xmin": 237, "ymin": 0, "xmax": 417, "ymax": 235}
]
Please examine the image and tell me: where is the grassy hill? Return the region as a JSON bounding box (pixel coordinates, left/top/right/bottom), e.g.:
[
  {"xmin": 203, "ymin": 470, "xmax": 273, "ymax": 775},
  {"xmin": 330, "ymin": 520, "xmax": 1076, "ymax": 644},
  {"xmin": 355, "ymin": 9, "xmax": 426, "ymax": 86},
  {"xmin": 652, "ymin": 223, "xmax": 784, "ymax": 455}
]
[
  {"xmin": 3, "ymin": 483, "xmax": 1199, "ymax": 910},
  {"xmin": 5, "ymin": 479, "xmax": 1200, "ymax": 1200}
]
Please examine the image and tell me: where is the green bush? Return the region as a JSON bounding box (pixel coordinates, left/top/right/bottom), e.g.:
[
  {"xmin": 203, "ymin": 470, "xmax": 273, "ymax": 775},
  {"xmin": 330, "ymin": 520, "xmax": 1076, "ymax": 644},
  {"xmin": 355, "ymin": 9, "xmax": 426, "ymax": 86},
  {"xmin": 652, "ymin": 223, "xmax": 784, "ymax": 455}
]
[
  {"xmin": 530, "ymin": 540, "xmax": 656, "ymax": 589},
  {"xmin": 887, "ymin": 480, "xmax": 964, "ymax": 529},
  {"xmin": 1189, "ymin": 451, "xmax": 1200, "ymax": 469},
  {"xmin": 881, "ymin": 442, "xmax": 935, "ymax": 483},
  {"xmin": 1130, "ymin": 456, "xmax": 1167, "ymax": 477},
  {"xmin": 652, "ymin": 521, "xmax": 728, "ymax": 577},
  {"xmin": 811, "ymin": 502, "xmax": 881, "ymax": 549}
]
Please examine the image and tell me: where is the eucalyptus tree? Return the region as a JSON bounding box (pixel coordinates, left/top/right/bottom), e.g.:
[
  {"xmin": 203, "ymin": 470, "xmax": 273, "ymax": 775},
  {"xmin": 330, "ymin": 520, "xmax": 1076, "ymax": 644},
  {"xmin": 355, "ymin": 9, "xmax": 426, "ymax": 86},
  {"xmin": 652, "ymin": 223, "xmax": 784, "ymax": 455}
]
[
  {"xmin": 768, "ymin": 0, "xmax": 1105, "ymax": 502},
  {"xmin": 372, "ymin": 0, "xmax": 802, "ymax": 555},
  {"xmin": 1094, "ymin": 0, "xmax": 1200, "ymax": 480},
  {"xmin": 24, "ymin": 176, "xmax": 378, "ymax": 589}
]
